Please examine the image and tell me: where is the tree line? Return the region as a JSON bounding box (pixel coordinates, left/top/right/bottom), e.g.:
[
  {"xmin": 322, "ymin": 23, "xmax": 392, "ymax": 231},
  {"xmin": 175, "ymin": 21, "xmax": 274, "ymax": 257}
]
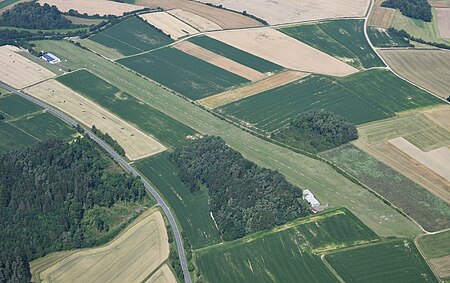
[
  {"xmin": 171, "ymin": 136, "xmax": 310, "ymax": 241},
  {"xmin": 382, "ymin": 0, "xmax": 432, "ymax": 22},
  {"xmin": 91, "ymin": 125, "xmax": 126, "ymax": 157}
]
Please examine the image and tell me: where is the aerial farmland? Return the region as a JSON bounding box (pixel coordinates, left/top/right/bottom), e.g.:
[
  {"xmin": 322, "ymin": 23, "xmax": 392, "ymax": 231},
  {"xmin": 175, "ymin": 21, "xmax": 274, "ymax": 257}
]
[{"xmin": 0, "ymin": 0, "xmax": 449, "ymax": 282}]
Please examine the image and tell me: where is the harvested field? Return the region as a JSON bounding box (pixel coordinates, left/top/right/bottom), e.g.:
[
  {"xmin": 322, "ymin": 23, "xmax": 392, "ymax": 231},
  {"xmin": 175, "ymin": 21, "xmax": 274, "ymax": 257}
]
[
  {"xmin": 430, "ymin": 0, "xmax": 450, "ymax": 7},
  {"xmin": 167, "ymin": 8, "xmax": 221, "ymax": 32},
  {"xmin": 379, "ymin": 49, "xmax": 450, "ymax": 99},
  {"xmin": 0, "ymin": 45, "xmax": 54, "ymax": 89},
  {"xmin": 199, "ymin": 0, "xmax": 370, "ymax": 25},
  {"xmin": 198, "ymin": 71, "xmax": 309, "ymax": 108},
  {"xmin": 436, "ymin": 8, "xmax": 450, "ymax": 38},
  {"xmin": 368, "ymin": 6, "xmax": 396, "ymax": 28},
  {"xmin": 39, "ymin": 0, "xmax": 141, "ymax": 16},
  {"xmin": 208, "ymin": 28, "xmax": 358, "ymax": 76},
  {"xmin": 24, "ymin": 80, "xmax": 166, "ymax": 160},
  {"xmin": 37, "ymin": 209, "xmax": 169, "ymax": 283},
  {"xmin": 389, "ymin": 137, "xmax": 450, "ymax": 182},
  {"xmin": 174, "ymin": 41, "xmax": 266, "ymax": 81},
  {"xmin": 431, "ymin": 255, "xmax": 450, "ymax": 279},
  {"xmin": 139, "ymin": 12, "xmax": 198, "ymax": 40},
  {"xmin": 135, "ymin": 0, "xmax": 263, "ymax": 29},
  {"xmin": 145, "ymin": 264, "xmax": 177, "ymax": 283},
  {"xmin": 423, "ymin": 105, "xmax": 450, "ymax": 131}
]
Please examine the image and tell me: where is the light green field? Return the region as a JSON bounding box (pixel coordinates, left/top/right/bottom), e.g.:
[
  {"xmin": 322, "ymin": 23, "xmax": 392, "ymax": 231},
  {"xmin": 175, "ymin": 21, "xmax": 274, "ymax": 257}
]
[
  {"xmin": 31, "ymin": 40, "xmax": 422, "ymax": 238},
  {"xmin": 418, "ymin": 231, "xmax": 450, "ymax": 259},
  {"xmin": 0, "ymin": 121, "xmax": 38, "ymax": 152},
  {"xmin": 0, "ymin": 94, "xmax": 41, "ymax": 118},
  {"xmin": 79, "ymin": 39, "xmax": 125, "ymax": 60}
]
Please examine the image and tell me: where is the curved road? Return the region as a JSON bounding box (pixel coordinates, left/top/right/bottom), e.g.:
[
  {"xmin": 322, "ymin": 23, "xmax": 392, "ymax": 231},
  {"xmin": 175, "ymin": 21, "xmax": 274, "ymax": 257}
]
[{"xmin": 0, "ymin": 81, "xmax": 192, "ymax": 283}]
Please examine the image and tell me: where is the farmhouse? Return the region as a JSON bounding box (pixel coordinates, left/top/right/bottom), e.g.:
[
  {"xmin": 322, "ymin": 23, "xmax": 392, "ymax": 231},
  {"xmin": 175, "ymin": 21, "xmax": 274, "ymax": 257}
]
[
  {"xmin": 40, "ymin": 53, "xmax": 61, "ymax": 64},
  {"xmin": 303, "ymin": 189, "xmax": 320, "ymax": 207}
]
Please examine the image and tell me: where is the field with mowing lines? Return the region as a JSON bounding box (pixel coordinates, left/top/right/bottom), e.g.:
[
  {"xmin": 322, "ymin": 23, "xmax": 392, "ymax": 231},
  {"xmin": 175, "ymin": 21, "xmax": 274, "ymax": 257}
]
[
  {"xmin": 196, "ymin": 209, "xmax": 378, "ymax": 283},
  {"xmin": 145, "ymin": 264, "xmax": 176, "ymax": 283},
  {"xmin": 90, "ymin": 17, "xmax": 173, "ymax": 56},
  {"xmin": 188, "ymin": 35, "xmax": 283, "ymax": 73},
  {"xmin": 139, "ymin": 12, "xmax": 198, "ymax": 40},
  {"xmin": 436, "ymin": 8, "xmax": 450, "ymax": 38},
  {"xmin": 326, "ymin": 240, "xmax": 438, "ymax": 282},
  {"xmin": 219, "ymin": 70, "xmax": 440, "ymax": 132},
  {"xmin": 118, "ymin": 47, "xmax": 249, "ymax": 100},
  {"xmin": 79, "ymin": 38, "xmax": 125, "ymax": 60},
  {"xmin": 368, "ymin": 6, "xmax": 396, "ymax": 28},
  {"xmin": 280, "ymin": 20, "xmax": 384, "ymax": 69},
  {"xmin": 419, "ymin": 231, "xmax": 450, "ymax": 259},
  {"xmin": 321, "ymin": 144, "xmax": 450, "ymax": 232},
  {"xmin": 0, "ymin": 93, "xmax": 40, "ymax": 117},
  {"xmin": 32, "ymin": 40, "xmax": 422, "ymax": 238},
  {"xmin": 368, "ymin": 27, "xmax": 414, "ymax": 47},
  {"xmin": 57, "ymin": 70, "xmax": 196, "ymax": 149},
  {"xmin": 135, "ymin": 152, "xmax": 221, "ymax": 249},
  {"xmin": 167, "ymin": 9, "xmax": 221, "ymax": 32},
  {"xmin": 39, "ymin": 0, "xmax": 141, "ymax": 16}
]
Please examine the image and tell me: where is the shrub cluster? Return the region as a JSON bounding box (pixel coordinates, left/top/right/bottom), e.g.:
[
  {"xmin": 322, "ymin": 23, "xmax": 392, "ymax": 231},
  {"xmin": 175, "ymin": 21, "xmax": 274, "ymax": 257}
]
[{"xmin": 382, "ymin": 0, "xmax": 432, "ymax": 22}]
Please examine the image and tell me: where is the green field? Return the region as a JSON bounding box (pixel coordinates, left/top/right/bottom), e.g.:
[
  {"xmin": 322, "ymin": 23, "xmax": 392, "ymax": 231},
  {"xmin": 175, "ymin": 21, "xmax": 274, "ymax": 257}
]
[
  {"xmin": 134, "ymin": 152, "xmax": 221, "ymax": 249},
  {"xmin": 196, "ymin": 208, "xmax": 378, "ymax": 283},
  {"xmin": 368, "ymin": 27, "xmax": 414, "ymax": 47},
  {"xmin": 326, "ymin": 240, "xmax": 438, "ymax": 282},
  {"xmin": 118, "ymin": 47, "xmax": 249, "ymax": 100},
  {"xmin": 0, "ymin": 0, "xmax": 21, "ymax": 9},
  {"xmin": 0, "ymin": 94, "xmax": 41, "ymax": 118},
  {"xmin": 418, "ymin": 231, "xmax": 450, "ymax": 259},
  {"xmin": 219, "ymin": 69, "xmax": 441, "ymax": 132},
  {"xmin": 188, "ymin": 35, "xmax": 283, "ymax": 73},
  {"xmin": 90, "ymin": 17, "xmax": 173, "ymax": 56},
  {"xmin": 0, "ymin": 121, "xmax": 38, "ymax": 152},
  {"xmin": 56, "ymin": 70, "xmax": 196, "ymax": 149},
  {"xmin": 320, "ymin": 144, "xmax": 450, "ymax": 232},
  {"xmin": 280, "ymin": 20, "xmax": 384, "ymax": 69}
]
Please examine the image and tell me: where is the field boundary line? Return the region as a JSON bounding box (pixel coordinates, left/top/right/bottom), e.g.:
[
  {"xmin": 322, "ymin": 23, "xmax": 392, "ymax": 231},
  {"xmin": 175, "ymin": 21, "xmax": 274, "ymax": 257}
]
[
  {"xmin": 413, "ymin": 236, "xmax": 443, "ymax": 281},
  {"xmin": 320, "ymin": 254, "xmax": 345, "ymax": 283}
]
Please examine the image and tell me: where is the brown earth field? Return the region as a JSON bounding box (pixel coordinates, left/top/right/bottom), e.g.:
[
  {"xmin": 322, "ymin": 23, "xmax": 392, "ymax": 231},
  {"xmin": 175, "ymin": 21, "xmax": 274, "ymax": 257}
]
[
  {"xmin": 379, "ymin": 49, "xmax": 450, "ymax": 99},
  {"xmin": 39, "ymin": 0, "xmax": 142, "ymax": 16},
  {"xmin": 430, "ymin": 255, "xmax": 450, "ymax": 279},
  {"xmin": 0, "ymin": 45, "xmax": 55, "ymax": 89},
  {"xmin": 207, "ymin": 29, "xmax": 358, "ymax": 76},
  {"xmin": 145, "ymin": 264, "xmax": 177, "ymax": 283},
  {"xmin": 198, "ymin": 70, "xmax": 309, "ymax": 108},
  {"xmin": 134, "ymin": 0, "xmax": 263, "ymax": 29},
  {"xmin": 368, "ymin": 6, "xmax": 396, "ymax": 28},
  {"xmin": 139, "ymin": 12, "xmax": 198, "ymax": 40},
  {"xmin": 436, "ymin": 8, "xmax": 450, "ymax": 38},
  {"xmin": 167, "ymin": 8, "xmax": 222, "ymax": 32},
  {"xmin": 24, "ymin": 79, "xmax": 166, "ymax": 160},
  {"xmin": 198, "ymin": 0, "xmax": 370, "ymax": 25},
  {"xmin": 174, "ymin": 41, "xmax": 266, "ymax": 81},
  {"xmin": 35, "ymin": 209, "xmax": 170, "ymax": 283}
]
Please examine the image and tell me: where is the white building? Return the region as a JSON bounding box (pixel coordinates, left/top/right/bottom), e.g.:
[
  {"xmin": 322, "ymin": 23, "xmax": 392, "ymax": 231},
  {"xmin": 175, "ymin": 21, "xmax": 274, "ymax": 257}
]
[
  {"xmin": 40, "ymin": 53, "xmax": 61, "ymax": 64},
  {"xmin": 303, "ymin": 189, "xmax": 320, "ymax": 208}
]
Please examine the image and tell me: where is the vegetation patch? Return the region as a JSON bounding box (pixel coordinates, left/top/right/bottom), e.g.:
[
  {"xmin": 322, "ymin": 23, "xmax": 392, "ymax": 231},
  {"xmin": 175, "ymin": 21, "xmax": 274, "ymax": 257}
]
[
  {"xmin": 382, "ymin": 0, "xmax": 432, "ymax": 22},
  {"xmin": 280, "ymin": 20, "xmax": 384, "ymax": 69},
  {"xmin": 418, "ymin": 231, "xmax": 450, "ymax": 259},
  {"xmin": 0, "ymin": 120, "xmax": 38, "ymax": 152},
  {"xmin": 0, "ymin": 94, "xmax": 41, "ymax": 118},
  {"xmin": 368, "ymin": 27, "xmax": 414, "ymax": 47}
]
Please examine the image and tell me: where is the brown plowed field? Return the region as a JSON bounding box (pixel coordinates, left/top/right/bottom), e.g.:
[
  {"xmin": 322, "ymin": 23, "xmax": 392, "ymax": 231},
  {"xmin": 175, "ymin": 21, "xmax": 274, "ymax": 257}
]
[
  {"xmin": 174, "ymin": 41, "xmax": 266, "ymax": 82},
  {"xmin": 39, "ymin": 0, "xmax": 141, "ymax": 16},
  {"xmin": 135, "ymin": 0, "xmax": 263, "ymax": 29},
  {"xmin": 436, "ymin": 8, "xmax": 450, "ymax": 38},
  {"xmin": 167, "ymin": 8, "xmax": 222, "ymax": 32},
  {"xmin": 198, "ymin": 70, "xmax": 309, "ymax": 108},
  {"xmin": 368, "ymin": 6, "xmax": 396, "ymax": 28},
  {"xmin": 139, "ymin": 12, "xmax": 198, "ymax": 40}
]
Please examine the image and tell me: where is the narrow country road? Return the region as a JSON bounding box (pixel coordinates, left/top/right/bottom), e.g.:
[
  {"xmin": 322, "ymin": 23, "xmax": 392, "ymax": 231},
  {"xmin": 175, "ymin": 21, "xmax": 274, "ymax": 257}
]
[{"xmin": 0, "ymin": 81, "xmax": 192, "ymax": 283}]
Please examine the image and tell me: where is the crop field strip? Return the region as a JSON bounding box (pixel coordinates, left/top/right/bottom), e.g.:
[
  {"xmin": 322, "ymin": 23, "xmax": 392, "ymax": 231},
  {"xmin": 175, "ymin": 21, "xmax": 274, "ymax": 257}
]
[
  {"xmin": 195, "ymin": 208, "xmax": 378, "ymax": 283},
  {"xmin": 33, "ymin": 39, "xmax": 422, "ymax": 238},
  {"xmin": 56, "ymin": 69, "xmax": 196, "ymax": 149},
  {"xmin": 38, "ymin": 0, "xmax": 142, "ymax": 16},
  {"xmin": 139, "ymin": 12, "xmax": 198, "ymax": 40},
  {"xmin": 326, "ymin": 240, "xmax": 438, "ymax": 282},
  {"xmin": 167, "ymin": 9, "xmax": 222, "ymax": 32},
  {"xmin": 118, "ymin": 47, "xmax": 249, "ymax": 100},
  {"xmin": 368, "ymin": 5, "xmax": 396, "ymax": 28},
  {"xmin": 90, "ymin": 17, "xmax": 174, "ymax": 56},
  {"xmin": 79, "ymin": 39, "xmax": 125, "ymax": 60},
  {"xmin": 280, "ymin": 20, "xmax": 385, "ymax": 69},
  {"xmin": 368, "ymin": 27, "xmax": 414, "ymax": 47},
  {"xmin": 436, "ymin": 8, "xmax": 450, "ymax": 38},
  {"xmin": 219, "ymin": 69, "xmax": 442, "ymax": 133}
]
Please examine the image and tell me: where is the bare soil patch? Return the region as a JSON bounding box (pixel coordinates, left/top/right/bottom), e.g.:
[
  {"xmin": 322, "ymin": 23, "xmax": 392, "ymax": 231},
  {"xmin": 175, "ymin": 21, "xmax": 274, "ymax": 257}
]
[
  {"xmin": 197, "ymin": 0, "xmax": 370, "ymax": 25},
  {"xmin": 135, "ymin": 0, "xmax": 263, "ymax": 29},
  {"xmin": 167, "ymin": 8, "xmax": 221, "ymax": 32},
  {"xmin": 207, "ymin": 29, "xmax": 358, "ymax": 76},
  {"xmin": 139, "ymin": 12, "xmax": 198, "ymax": 40},
  {"xmin": 198, "ymin": 70, "xmax": 309, "ymax": 108},
  {"xmin": 430, "ymin": 255, "xmax": 450, "ymax": 278},
  {"xmin": 436, "ymin": 8, "xmax": 450, "ymax": 38},
  {"xmin": 145, "ymin": 264, "xmax": 177, "ymax": 283},
  {"xmin": 39, "ymin": 0, "xmax": 141, "ymax": 16},
  {"xmin": 25, "ymin": 80, "xmax": 166, "ymax": 160},
  {"xmin": 0, "ymin": 45, "xmax": 54, "ymax": 89},
  {"xmin": 174, "ymin": 41, "xmax": 266, "ymax": 81},
  {"xmin": 368, "ymin": 6, "xmax": 396, "ymax": 28}
]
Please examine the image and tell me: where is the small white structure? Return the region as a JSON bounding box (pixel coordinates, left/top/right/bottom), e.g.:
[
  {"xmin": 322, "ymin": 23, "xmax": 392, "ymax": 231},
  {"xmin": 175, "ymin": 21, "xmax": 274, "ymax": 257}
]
[
  {"xmin": 303, "ymin": 189, "xmax": 320, "ymax": 208},
  {"xmin": 40, "ymin": 53, "xmax": 61, "ymax": 64}
]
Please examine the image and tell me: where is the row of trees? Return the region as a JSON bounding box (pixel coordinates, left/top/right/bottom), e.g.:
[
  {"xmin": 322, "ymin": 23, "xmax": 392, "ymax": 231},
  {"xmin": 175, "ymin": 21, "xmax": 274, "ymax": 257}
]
[
  {"xmin": 386, "ymin": 27, "xmax": 450, "ymax": 50},
  {"xmin": 171, "ymin": 136, "xmax": 310, "ymax": 241},
  {"xmin": 382, "ymin": 0, "xmax": 432, "ymax": 22},
  {"xmin": 91, "ymin": 125, "xmax": 126, "ymax": 156},
  {"xmin": 0, "ymin": 137, "xmax": 147, "ymax": 282},
  {"xmin": 272, "ymin": 109, "xmax": 358, "ymax": 153}
]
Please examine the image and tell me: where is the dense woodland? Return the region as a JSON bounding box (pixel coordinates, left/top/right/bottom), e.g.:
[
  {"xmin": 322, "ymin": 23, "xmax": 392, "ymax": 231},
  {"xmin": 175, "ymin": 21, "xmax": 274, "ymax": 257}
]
[
  {"xmin": 382, "ymin": 0, "xmax": 432, "ymax": 22},
  {"xmin": 0, "ymin": 2, "xmax": 77, "ymax": 29},
  {"xmin": 272, "ymin": 110, "xmax": 358, "ymax": 153},
  {"xmin": 171, "ymin": 136, "xmax": 310, "ymax": 241},
  {"xmin": 0, "ymin": 137, "xmax": 147, "ymax": 282}
]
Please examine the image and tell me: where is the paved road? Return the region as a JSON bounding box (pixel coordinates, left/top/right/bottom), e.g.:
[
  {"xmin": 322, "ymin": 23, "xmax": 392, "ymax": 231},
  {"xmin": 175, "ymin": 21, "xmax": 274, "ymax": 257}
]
[{"xmin": 0, "ymin": 82, "xmax": 192, "ymax": 283}]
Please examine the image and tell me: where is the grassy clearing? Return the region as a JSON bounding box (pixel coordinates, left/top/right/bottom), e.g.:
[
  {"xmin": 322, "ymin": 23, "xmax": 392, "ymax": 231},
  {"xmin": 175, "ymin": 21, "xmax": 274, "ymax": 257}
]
[
  {"xmin": 280, "ymin": 20, "xmax": 384, "ymax": 69},
  {"xmin": 418, "ymin": 231, "xmax": 450, "ymax": 259},
  {"xmin": 368, "ymin": 27, "xmax": 414, "ymax": 47},
  {"xmin": 320, "ymin": 144, "xmax": 450, "ymax": 232},
  {"xmin": 196, "ymin": 208, "xmax": 378, "ymax": 283},
  {"xmin": 118, "ymin": 47, "xmax": 249, "ymax": 100},
  {"xmin": 56, "ymin": 70, "xmax": 196, "ymax": 149},
  {"xmin": 188, "ymin": 35, "xmax": 283, "ymax": 73},
  {"xmin": 134, "ymin": 152, "xmax": 221, "ymax": 249},
  {"xmin": 0, "ymin": 93, "xmax": 41, "ymax": 118},
  {"xmin": 326, "ymin": 240, "xmax": 438, "ymax": 282},
  {"xmin": 31, "ymin": 40, "xmax": 422, "ymax": 238},
  {"xmin": 0, "ymin": 121, "xmax": 38, "ymax": 152},
  {"xmin": 219, "ymin": 69, "xmax": 440, "ymax": 132},
  {"xmin": 90, "ymin": 17, "xmax": 173, "ymax": 56}
]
